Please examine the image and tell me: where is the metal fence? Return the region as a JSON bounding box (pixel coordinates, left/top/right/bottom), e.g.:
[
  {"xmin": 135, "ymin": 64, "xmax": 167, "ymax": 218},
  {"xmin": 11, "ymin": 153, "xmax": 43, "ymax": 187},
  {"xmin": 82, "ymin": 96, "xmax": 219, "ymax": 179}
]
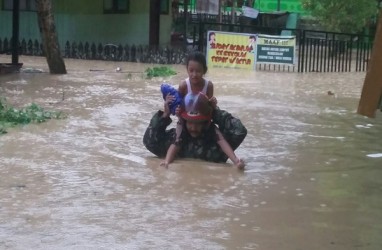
[
  {"xmin": 0, "ymin": 24, "xmax": 373, "ymax": 73},
  {"xmin": 297, "ymin": 30, "xmax": 372, "ymax": 72}
]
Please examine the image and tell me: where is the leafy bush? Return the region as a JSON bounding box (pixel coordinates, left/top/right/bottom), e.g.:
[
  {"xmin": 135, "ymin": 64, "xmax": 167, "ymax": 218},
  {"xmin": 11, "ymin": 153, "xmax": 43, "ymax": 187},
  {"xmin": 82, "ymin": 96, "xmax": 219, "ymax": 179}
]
[
  {"xmin": 145, "ymin": 66, "xmax": 177, "ymax": 79},
  {"xmin": 301, "ymin": 0, "xmax": 378, "ymax": 33},
  {"xmin": 0, "ymin": 99, "xmax": 65, "ymax": 134}
]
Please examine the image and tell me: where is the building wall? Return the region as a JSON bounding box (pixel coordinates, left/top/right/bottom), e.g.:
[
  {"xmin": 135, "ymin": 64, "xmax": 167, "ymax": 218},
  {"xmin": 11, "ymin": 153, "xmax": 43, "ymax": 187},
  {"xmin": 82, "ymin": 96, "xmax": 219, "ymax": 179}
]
[
  {"xmin": 0, "ymin": 0, "xmax": 172, "ymax": 47},
  {"xmin": 254, "ymin": 0, "xmax": 306, "ymax": 14},
  {"xmin": 185, "ymin": 0, "xmax": 307, "ymax": 15}
]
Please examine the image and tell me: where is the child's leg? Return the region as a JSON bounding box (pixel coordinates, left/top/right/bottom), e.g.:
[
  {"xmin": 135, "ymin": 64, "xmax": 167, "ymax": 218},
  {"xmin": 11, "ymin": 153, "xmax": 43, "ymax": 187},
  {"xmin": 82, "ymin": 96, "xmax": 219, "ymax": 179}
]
[{"xmin": 175, "ymin": 118, "xmax": 183, "ymax": 144}]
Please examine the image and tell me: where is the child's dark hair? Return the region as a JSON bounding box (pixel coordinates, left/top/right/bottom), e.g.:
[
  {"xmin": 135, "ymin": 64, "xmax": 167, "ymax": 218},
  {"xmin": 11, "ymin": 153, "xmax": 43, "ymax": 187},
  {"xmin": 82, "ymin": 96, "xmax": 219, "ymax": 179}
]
[{"xmin": 186, "ymin": 51, "xmax": 208, "ymax": 74}]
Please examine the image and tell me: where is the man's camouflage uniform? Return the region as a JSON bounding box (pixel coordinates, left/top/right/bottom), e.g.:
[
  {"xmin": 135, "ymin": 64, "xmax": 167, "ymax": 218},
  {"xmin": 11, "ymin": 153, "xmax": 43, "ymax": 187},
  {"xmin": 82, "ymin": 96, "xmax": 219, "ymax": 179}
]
[{"xmin": 143, "ymin": 108, "xmax": 247, "ymax": 163}]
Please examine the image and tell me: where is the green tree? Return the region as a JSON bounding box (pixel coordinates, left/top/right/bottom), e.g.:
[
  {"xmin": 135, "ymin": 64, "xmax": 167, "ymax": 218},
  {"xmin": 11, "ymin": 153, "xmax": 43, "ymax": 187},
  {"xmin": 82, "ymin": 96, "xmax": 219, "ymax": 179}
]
[{"xmin": 301, "ymin": 0, "xmax": 379, "ymax": 33}]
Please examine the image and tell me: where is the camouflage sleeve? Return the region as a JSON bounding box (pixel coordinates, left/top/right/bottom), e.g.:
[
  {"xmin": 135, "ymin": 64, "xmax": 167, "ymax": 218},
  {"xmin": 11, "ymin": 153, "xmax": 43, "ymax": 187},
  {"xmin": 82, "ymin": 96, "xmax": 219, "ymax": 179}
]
[
  {"xmin": 212, "ymin": 108, "xmax": 247, "ymax": 151},
  {"xmin": 143, "ymin": 110, "xmax": 176, "ymax": 158}
]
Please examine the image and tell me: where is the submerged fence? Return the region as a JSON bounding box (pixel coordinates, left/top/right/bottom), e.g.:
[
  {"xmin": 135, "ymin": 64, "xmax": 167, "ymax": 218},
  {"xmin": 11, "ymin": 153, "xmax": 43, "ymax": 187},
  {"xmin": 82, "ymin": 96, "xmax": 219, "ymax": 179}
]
[{"xmin": 0, "ymin": 38, "xmax": 188, "ymax": 65}]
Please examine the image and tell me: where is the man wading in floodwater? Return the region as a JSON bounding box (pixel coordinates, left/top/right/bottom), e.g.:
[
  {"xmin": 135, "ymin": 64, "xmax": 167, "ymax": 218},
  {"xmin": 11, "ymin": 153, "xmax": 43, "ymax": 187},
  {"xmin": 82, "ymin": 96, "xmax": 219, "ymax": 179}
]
[{"xmin": 143, "ymin": 91, "xmax": 247, "ymax": 169}]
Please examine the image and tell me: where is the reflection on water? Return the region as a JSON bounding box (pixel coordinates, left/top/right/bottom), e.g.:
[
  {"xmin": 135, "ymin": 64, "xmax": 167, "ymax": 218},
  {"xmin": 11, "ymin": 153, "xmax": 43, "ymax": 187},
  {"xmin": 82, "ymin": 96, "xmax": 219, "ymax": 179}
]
[{"xmin": 1, "ymin": 56, "xmax": 381, "ymax": 249}]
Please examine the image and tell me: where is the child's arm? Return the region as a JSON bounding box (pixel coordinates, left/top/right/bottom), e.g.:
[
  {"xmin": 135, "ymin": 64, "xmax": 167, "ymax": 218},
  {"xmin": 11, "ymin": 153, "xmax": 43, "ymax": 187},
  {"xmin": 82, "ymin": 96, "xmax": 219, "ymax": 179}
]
[
  {"xmin": 206, "ymin": 80, "xmax": 214, "ymax": 99},
  {"xmin": 215, "ymin": 128, "xmax": 245, "ymax": 170}
]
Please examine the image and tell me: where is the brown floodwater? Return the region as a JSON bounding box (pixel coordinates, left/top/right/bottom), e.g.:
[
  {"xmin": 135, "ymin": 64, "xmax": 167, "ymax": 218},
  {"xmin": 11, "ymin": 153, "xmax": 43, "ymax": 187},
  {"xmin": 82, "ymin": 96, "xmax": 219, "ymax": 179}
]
[{"xmin": 1, "ymin": 55, "xmax": 381, "ymax": 250}]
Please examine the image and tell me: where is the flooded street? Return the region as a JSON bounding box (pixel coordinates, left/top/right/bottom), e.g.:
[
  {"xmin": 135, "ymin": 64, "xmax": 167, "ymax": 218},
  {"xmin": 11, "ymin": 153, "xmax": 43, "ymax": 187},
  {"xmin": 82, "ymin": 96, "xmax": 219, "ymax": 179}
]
[{"xmin": 1, "ymin": 55, "xmax": 382, "ymax": 250}]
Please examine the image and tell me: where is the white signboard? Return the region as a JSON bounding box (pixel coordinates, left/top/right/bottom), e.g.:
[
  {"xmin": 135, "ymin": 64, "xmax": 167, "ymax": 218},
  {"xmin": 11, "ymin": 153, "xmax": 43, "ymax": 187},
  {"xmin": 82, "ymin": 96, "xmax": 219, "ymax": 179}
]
[{"xmin": 242, "ymin": 6, "xmax": 259, "ymax": 19}]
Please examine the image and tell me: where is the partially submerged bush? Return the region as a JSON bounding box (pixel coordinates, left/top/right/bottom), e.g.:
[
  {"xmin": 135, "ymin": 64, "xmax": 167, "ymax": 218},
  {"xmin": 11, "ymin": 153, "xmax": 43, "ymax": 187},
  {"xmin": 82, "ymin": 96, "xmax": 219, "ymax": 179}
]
[
  {"xmin": 0, "ymin": 99, "xmax": 65, "ymax": 134},
  {"xmin": 145, "ymin": 66, "xmax": 177, "ymax": 79}
]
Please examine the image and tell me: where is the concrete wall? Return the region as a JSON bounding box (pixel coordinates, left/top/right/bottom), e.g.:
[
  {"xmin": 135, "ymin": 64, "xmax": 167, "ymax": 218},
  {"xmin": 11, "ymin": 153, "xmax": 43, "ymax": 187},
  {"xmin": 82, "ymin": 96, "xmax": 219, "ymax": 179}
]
[{"xmin": 0, "ymin": 0, "xmax": 172, "ymax": 47}]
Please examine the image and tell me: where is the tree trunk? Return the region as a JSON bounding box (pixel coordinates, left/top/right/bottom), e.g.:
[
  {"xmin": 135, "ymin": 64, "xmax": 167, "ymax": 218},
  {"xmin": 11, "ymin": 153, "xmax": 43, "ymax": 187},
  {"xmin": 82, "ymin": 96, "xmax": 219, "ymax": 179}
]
[
  {"xmin": 357, "ymin": 9, "xmax": 382, "ymax": 118},
  {"xmin": 35, "ymin": 0, "xmax": 66, "ymax": 74},
  {"xmin": 231, "ymin": 0, "xmax": 236, "ymax": 24},
  {"xmin": 149, "ymin": 0, "xmax": 161, "ymax": 46},
  {"xmin": 12, "ymin": 0, "xmax": 20, "ymax": 65},
  {"xmin": 218, "ymin": 0, "xmax": 222, "ymax": 30},
  {"xmin": 184, "ymin": 0, "xmax": 189, "ymax": 46}
]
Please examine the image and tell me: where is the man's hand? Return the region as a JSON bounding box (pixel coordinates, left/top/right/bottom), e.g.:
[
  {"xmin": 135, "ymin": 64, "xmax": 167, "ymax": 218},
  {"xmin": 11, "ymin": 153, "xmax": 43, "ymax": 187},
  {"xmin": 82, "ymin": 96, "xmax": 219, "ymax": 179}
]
[
  {"xmin": 234, "ymin": 158, "xmax": 245, "ymax": 170},
  {"xmin": 175, "ymin": 105, "xmax": 181, "ymax": 117},
  {"xmin": 160, "ymin": 161, "xmax": 169, "ymax": 168},
  {"xmin": 163, "ymin": 94, "xmax": 175, "ymax": 117}
]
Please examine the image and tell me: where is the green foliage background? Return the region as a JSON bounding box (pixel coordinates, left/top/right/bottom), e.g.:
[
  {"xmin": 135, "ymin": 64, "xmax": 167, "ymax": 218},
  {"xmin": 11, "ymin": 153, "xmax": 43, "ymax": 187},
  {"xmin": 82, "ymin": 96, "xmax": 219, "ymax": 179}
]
[
  {"xmin": 145, "ymin": 66, "xmax": 177, "ymax": 79},
  {"xmin": 301, "ymin": 0, "xmax": 379, "ymax": 33}
]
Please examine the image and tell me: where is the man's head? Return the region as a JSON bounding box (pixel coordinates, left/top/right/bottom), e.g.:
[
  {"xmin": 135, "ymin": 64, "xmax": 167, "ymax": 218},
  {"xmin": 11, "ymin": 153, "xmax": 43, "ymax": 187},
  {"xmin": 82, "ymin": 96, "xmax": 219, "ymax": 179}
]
[
  {"xmin": 181, "ymin": 91, "xmax": 212, "ymax": 137},
  {"xmin": 181, "ymin": 110, "xmax": 212, "ymax": 138}
]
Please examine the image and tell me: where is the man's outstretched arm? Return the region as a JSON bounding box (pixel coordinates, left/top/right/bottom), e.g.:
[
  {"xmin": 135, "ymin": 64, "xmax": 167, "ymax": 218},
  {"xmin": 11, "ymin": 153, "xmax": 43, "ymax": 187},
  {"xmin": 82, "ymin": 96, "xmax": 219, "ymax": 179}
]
[
  {"xmin": 143, "ymin": 110, "xmax": 175, "ymax": 158},
  {"xmin": 212, "ymin": 108, "xmax": 247, "ymax": 151}
]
